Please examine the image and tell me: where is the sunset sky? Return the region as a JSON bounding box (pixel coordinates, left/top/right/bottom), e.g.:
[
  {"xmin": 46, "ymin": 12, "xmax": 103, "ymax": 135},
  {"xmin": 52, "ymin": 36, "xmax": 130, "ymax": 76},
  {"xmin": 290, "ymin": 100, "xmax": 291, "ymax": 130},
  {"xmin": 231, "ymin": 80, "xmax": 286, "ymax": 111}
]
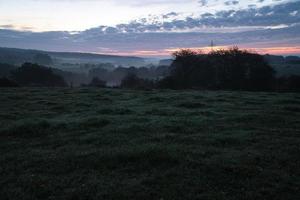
[{"xmin": 0, "ymin": 0, "xmax": 299, "ymax": 57}]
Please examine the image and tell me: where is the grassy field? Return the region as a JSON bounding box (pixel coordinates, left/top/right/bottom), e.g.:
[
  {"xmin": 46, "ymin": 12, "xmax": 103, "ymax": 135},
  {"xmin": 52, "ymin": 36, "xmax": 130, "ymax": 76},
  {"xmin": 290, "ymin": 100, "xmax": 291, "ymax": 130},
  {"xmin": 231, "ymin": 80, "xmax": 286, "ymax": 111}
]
[{"xmin": 0, "ymin": 88, "xmax": 300, "ymax": 200}]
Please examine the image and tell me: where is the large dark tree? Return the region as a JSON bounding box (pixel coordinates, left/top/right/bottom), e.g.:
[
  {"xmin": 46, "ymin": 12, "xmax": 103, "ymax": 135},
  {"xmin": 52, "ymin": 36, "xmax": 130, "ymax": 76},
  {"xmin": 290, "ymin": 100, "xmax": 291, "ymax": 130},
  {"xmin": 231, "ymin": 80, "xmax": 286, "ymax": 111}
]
[
  {"xmin": 210, "ymin": 47, "xmax": 275, "ymax": 90},
  {"xmin": 88, "ymin": 77, "xmax": 106, "ymax": 88},
  {"xmin": 287, "ymin": 75, "xmax": 300, "ymax": 92},
  {"xmin": 121, "ymin": 73, "xmax": 154, "ymax": 89},
  {"xmin": 121, "ymin": 73, "xmax": 142, "ymax": 89},
  {"xmin": 162, "ymin": 48, "xmax": 275, "ymax": 91},
  {"xmin": 169, "ymin": 49, "xmax": 216, "ymax": 89},
  {"xmin": 11, "ymin": 63, "xmax": 67, "ymax": 87},
  {"xmin": 0, "ymin": 77, "xmax": 19, "ymax": 87}
]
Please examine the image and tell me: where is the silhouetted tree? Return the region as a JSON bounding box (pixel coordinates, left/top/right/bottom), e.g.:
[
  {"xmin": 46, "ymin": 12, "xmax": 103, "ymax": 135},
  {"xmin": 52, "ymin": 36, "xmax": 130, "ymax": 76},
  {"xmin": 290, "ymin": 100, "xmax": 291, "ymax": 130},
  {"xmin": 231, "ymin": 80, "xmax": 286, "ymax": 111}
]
[
  {"xmin": 287, "ymin": 75, "xmax": 300, "ymax": 92},
  {"xmin": 169, "ymin": 49, "xmax": 215, "ymax": 89},
  {"xmin": 160, "ymin": 47, "xmax": 275, "ymax": 91},
  {"xmin": 121, "ymin": 73, "xmax": 154, "ymax": 89},
  {"xmin": 11, "ymin": 63, "xmax": 67, "ymax": 87},
  {"xmin": 0, "ymin": 77, "xmax": 19, "ymax": 87},
  {"xmin": 89, "ymin": 67, "xmax": 109, "ymax": 81},
  {"xmin": 88, "ymin": 77, "xmax": 106, "ymax": 88},
  {"xmin": 210, "ymin": 47, "xmax": 275, "ymax": 90},
  {"xmin": 157, "ymin": 76, "xmax": 177, "ymax": 89},
  {"xmin": 121, "ymin": 73, "xmax": 141, "ymax": 88}
]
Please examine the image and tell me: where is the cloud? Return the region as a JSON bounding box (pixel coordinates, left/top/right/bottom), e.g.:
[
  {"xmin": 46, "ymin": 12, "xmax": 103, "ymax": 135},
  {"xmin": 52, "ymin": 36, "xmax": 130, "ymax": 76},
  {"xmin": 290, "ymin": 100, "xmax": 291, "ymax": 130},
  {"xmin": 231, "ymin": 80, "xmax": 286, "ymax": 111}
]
[
  {"xmin": 224, "ymin": 1, "xmax": 239, "ymax": 6},
  {"xmin": 0, "ymin": 1, "xmax": 299, "ymax": 56},
  {"xmin": 77, "ymin": 1, "xmax": 300, "ymax": 34},
  {"xmin": 0, "ymin": 24, "xmax": 34, "ymax": 31},
  {"xmin": 0, "ymin": 24, "xmax": 15, "ymax": 29},
  {"xmin": 31, "ymin": 0, "xmax": 186, "ymax": 6},
  {"xmin": 198, "ymin": 0, "xmax": 208, "ymax": 6}
]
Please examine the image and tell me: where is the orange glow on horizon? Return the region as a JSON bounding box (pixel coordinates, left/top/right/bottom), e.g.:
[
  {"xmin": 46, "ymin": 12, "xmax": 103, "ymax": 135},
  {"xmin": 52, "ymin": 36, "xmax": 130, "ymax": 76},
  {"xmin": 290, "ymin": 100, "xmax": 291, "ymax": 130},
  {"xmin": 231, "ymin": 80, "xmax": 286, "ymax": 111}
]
[
  {"xmin": 252, "ymin": 46, "xmax": 300, "ymax": 55},
  {"xmin": 95, "ymin": 46, "xmax": 300, "ymax": 57}
]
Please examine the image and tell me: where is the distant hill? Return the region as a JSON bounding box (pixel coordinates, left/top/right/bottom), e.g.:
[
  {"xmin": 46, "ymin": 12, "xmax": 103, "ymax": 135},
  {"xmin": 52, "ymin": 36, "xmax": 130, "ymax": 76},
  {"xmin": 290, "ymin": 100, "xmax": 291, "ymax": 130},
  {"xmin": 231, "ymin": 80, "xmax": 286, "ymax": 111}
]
[
  {"xmin": 1, "ymin": 47, "xmax": 300, "ymax": 77},
  {"xmin": 0, "ymin": 47, "xmax": 146, "ymax": 67},
  {"xmin": 263, "ymin": 54, "xmax": 300, "ymax": 77},
  {"xmin": 159, "ymin": 59, "xmax": 173, "ymax": 66}
]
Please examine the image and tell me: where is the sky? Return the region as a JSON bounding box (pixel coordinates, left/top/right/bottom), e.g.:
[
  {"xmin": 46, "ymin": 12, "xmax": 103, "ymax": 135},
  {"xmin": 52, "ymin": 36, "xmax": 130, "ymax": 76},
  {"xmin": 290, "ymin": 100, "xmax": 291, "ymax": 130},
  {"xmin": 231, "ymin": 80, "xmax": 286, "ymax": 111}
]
[{"xmin": 0, "ymin": 0, "xmax": 300, "ymax": 57}]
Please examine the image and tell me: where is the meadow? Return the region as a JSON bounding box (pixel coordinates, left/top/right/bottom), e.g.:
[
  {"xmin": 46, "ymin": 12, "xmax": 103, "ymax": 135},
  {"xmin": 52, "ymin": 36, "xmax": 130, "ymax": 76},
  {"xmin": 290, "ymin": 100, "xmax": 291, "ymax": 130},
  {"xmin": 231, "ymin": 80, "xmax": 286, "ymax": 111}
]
[{"xmin": 0, "ymin": 88, "xmax": 300, "ymax": 200}]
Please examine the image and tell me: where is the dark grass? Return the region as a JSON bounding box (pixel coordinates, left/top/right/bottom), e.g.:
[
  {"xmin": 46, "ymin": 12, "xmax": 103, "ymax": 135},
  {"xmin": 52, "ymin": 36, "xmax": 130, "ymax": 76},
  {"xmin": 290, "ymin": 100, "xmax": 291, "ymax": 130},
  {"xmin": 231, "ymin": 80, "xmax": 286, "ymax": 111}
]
[{"xmin": 0, "ymin": 88, "xmax": 300, "ymax": 200}]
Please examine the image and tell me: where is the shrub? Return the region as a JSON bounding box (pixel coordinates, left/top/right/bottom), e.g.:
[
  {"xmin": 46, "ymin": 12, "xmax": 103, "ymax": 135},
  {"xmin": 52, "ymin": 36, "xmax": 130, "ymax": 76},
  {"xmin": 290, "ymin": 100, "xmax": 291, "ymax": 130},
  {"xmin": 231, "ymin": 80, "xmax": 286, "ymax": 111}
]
[
  {"xmin": 11, "ymin": 63, "xmax": 67, "ymax": 87},
  {"xmin": 121, "ymin": 73, "xmax": 154, "ymax": 90},
  {"xmin": 88, "ymin": 77, "xmax": 107, "ymax": 88},
  {"xmin": 159, "ymin": 47, "xmax": 275, "ymax": 91},
  {"xmin": 0, "ymin": 77, "xmax": 19, "ymax": 87}
]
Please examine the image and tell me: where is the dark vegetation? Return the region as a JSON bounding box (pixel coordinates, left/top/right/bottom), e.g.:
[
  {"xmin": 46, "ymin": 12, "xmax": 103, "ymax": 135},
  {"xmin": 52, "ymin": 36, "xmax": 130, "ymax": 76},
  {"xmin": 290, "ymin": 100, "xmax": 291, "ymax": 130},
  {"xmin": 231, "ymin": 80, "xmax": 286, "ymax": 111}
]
[
  {"xmin": 158, "ymin": 48, "xmax": 275, "ymax": 91},
  {"xmin": 0, "ymin": 88, "xmax": 299, "ymax": 199},
  {"xmin": 89, "ymin": 65, "xmax": 168, "ymax": 86},
  {"xmin": 1, "ymin": 47, "xmax": 299, "ymax": 199},
  {"xmin": 145, "ymin": 48, "xmax": 298, "ymax": 92},
  {"xmin": 86, "ymin": 77, "xmax": 107, "ymax": 88},
  {"xmin": 10, "ymin": 63, "xmax": 67, "ymax": 87},
  {"xmin": 0, "ymin": 77, "xmax": 18, "ymax": 87},
  {"xmin": 0, "ymin": 63, "xmax": 17, "ymax": 77},
  {"xmin": 120, "ymin": 73, "xmax": 155, "ymax": 89},
  {"xmin": 1, "ymin": 47, "xmax": 300, "ymax": 91}
]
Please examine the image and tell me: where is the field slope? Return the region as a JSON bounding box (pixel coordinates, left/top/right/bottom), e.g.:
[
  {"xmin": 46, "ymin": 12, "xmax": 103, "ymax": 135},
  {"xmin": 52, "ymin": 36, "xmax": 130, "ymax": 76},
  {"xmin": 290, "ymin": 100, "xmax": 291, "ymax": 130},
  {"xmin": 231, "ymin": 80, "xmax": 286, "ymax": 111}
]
[{"xmin": 0, "ymin": 88, "xmax": 300, "ymax": 200}]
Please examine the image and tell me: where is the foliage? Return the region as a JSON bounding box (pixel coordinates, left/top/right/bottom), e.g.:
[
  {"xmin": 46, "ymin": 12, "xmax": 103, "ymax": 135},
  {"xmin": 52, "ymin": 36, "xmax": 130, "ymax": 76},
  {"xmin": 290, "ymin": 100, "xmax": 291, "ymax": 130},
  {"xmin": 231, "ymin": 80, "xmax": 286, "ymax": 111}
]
[
  {"xmin": 10, "ymin": 63, "xmax": 67, "ymax": 87},
  {"xmin": 89, "ymin": 65, "xmax": 169, "ymax": 86},
  {"xmin": 287, "ymin": 75, "xmax": 300, "ymax": 92},
  {"xmin": 88, "ymin": 77, "xmax": 107, "ymax": 88},
  {"xmin": 163, "ymin": 47, "xmax": 275, "ymax": 91},
  {"xmin": 0, "ymin": 77, "xmax": 19, "ymax": 87},
  {"xmin": 121, "ymin": 73, "xmax": 155, "ymax": 89}
]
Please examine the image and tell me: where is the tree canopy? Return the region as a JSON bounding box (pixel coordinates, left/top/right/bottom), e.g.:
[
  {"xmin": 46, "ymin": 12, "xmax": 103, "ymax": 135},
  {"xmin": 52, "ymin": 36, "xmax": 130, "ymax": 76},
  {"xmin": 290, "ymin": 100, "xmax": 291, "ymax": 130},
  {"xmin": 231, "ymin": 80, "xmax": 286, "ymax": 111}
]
[
  {"xmin": 160, "ymin": 48, "xmax": 275, "ymax": 91},
  {"xmin": 11, "ymin": 63, "xmax": 67, "ymax": 87}
]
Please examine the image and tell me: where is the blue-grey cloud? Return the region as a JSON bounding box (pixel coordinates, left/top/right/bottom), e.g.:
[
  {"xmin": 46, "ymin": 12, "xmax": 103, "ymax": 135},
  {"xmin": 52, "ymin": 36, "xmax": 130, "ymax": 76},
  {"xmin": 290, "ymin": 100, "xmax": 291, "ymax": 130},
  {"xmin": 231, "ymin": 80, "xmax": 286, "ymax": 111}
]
[
  {"xmin": 199, "ymin": 0, "xmax": 208, "ymax": 6},
  {"xmin": 77, "ymin": 1, "xmax": 300, "ymax": 34},
  {"xmin": 224, "ymin": 1, "xmax": 239, "ymax": 6},
  {"xmin": 0, "ymin": 1, "xmax": 299, "ymax": 56}
]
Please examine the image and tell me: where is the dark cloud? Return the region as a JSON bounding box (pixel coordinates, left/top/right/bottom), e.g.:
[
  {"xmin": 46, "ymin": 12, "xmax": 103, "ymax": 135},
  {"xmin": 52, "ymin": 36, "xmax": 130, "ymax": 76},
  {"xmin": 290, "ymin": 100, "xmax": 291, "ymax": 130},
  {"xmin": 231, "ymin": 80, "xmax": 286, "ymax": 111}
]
[
  {"xmin": 33, "ymin": 0, "xmax": 185, "ymax": 6},
  {"xmin": 76, "ymin": 1, "xmax": 300, "ymax": 34},
  {"xmin": 0, "ymin": 1, "xmax": 299, "ymax": 56},
  {"xmin": 224, "ymin": 1, "xmax": 239, "ymax": 6},
  {"xmin": 0, "ymin": 24, "xmax": 15, "ymax": 29},
  {"xmin": 198, "ymin": 0, "xmax": 208, "ymax": 6},
  {"xmin": 1, "ymin": 24, "xmax": 299, "ymax": 54}
]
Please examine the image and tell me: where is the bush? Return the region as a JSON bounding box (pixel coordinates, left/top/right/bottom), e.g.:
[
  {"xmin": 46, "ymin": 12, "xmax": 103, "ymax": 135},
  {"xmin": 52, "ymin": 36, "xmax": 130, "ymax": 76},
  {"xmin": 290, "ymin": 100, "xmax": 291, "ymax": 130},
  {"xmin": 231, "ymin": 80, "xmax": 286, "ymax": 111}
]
[
  {"xmin": 159, "ymin": 47, "xmax": 275, "ymax": 91},
  {"xmin": 11, "ymin": 63, "xmax": 67, "ymax": 87},
  {"xmin": 121, "ymin": 73, "xmax": 154, "ymax": 89},
  {"xmin": 0, "ymin": 77, "xmax": 19, "ymax": 87},
  {"xmin": 287, "ymin": 75, "xmax": 300, "ymax": 92},
  {"xmin": 88, "ymin": 77, "xmax": 106, "ymax": 88}
]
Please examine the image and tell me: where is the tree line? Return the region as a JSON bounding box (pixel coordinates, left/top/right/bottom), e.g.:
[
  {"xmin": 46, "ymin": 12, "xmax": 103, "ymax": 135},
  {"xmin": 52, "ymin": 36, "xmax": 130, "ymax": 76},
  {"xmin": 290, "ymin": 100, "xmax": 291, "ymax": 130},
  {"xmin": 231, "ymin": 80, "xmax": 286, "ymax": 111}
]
[
  {"xmin": 159, "ymin": 48, "xmax": 275, "ymax": 91},
  {"xmin": 0, "ymin": 48, "xmax": 300, "ymax": 92},
  {"xmin": 120, "ymin": 48, "xmax": 300, "ymax": 92},
  {"xmin": 0, "ymin": 63, "xmax": 66, "ymax": 87}
]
